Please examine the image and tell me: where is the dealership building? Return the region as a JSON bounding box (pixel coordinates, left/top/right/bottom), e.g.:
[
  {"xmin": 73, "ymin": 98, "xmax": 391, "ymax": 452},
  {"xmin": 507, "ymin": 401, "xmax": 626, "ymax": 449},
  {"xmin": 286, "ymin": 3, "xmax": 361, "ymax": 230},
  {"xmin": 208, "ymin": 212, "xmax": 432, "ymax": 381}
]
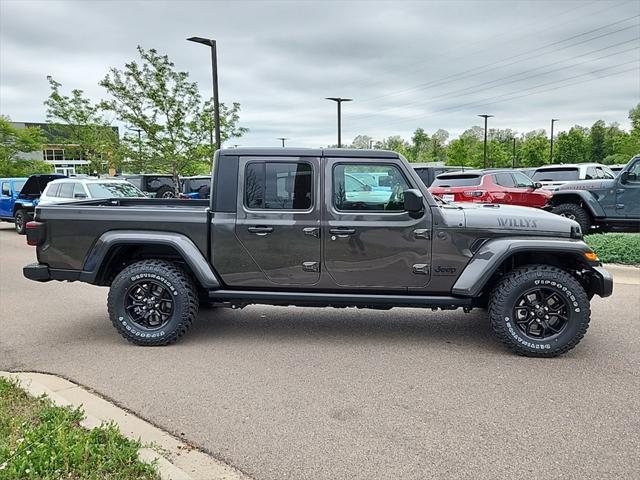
[{"xmin": 11, "ymin": 122, "xmax": 119, "ymax": 176}]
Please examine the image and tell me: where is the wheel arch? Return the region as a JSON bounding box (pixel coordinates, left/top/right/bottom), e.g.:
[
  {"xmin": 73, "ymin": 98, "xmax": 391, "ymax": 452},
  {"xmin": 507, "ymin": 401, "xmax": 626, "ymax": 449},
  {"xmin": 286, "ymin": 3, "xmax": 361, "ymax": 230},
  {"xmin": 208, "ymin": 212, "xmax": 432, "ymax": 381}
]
[
  {"xmin": 452, "ymin": 238, "xmax": 598, "ymax": 299},
  {"xmin": 80, "ymin": 231, "xmax": 220, "ymax": 289},
  {"xmin": 549, "ymin": 191, "xmax": 604, "ymax": 218}
]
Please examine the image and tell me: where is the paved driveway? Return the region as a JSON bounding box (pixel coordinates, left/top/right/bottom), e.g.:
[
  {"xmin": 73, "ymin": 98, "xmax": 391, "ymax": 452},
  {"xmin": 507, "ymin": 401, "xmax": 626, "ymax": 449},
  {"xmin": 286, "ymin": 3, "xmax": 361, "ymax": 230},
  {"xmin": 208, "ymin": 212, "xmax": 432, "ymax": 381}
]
[{"xmin": 1, "ymin": 223, "xmax": 639, "ymax": 480}]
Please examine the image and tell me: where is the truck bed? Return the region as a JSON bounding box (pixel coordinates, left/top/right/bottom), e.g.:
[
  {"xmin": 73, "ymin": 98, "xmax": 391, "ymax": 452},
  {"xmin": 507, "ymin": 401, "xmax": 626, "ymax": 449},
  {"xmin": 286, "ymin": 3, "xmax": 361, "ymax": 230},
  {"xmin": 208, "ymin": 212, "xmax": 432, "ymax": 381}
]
[{"xmin": 35, "ymin": 198, "xmax": 210, "ymax": 271}]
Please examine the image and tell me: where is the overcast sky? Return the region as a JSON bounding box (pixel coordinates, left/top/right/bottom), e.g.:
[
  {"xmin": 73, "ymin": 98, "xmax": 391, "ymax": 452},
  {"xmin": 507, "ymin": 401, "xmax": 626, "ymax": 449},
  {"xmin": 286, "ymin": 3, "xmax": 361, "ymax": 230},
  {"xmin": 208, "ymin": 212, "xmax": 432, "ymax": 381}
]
[{"xmin": 1, "ymin": 0, "xmax": 639, "ymax": 147}]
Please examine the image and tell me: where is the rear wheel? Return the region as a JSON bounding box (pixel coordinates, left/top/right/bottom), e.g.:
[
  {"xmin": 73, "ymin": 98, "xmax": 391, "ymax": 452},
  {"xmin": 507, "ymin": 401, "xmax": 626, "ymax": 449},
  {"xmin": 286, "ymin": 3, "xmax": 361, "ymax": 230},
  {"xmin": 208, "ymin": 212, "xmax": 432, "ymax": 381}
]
[
  {"xmin": 552, "ymin": 203, "xmax": 591, "ymax": 233},
  {"xmin": 14, "ymin": 209, "xmax": 27, "ymax": 235},
  {"xmin": 489, "ymin": 265, "xmax": 590, "ymax": 357},
  {"xmin": 107, "ymin": 259, "xmax": 198, "ymax": 346},
  {"xmin": 155, "ymin": 186, "xmax": 175, "ymax": 198}
]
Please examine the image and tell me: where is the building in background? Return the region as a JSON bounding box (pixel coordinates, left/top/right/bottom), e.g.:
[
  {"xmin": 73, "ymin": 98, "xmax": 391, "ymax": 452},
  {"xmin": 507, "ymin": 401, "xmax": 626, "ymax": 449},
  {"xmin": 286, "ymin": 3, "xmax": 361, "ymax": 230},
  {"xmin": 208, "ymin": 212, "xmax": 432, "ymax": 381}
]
[{"xmin": 10, "ymin": 122, "xmax": 119, "ymax": 176}]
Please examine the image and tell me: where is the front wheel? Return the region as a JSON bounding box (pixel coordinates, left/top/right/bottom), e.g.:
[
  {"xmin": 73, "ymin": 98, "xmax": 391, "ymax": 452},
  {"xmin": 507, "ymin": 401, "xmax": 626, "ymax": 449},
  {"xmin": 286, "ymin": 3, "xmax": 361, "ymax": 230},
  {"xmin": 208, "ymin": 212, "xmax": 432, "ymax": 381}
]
[
  {"xmin": 552, "ymin": 203, "xmax": 591, "ymax": 233},
  {"xmin": 489, "ymin": 265, "xmax": 591, "ymax": 357},
  {"xmin": 107, "ymin": 260, "xmax": 199, "ymax": 346},
  {"xmin": 14, "ymin": 209, "xmax": 28, "ymax": 235}
]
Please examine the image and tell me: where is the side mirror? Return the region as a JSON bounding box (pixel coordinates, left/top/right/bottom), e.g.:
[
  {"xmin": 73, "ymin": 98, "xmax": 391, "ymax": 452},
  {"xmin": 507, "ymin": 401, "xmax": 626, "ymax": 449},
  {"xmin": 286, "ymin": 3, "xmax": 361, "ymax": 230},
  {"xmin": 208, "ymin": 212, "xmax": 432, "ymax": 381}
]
[
  {"xmin": 620, "ymin": 171, "xmax": 629, "ymax": 184},
  {"xmin": 533, "ymin": 182, "xmax": 543, "ymax": 189},
  {"xmin": 404, "ymin": 189, "xmax": 424, "ymax": 214}
]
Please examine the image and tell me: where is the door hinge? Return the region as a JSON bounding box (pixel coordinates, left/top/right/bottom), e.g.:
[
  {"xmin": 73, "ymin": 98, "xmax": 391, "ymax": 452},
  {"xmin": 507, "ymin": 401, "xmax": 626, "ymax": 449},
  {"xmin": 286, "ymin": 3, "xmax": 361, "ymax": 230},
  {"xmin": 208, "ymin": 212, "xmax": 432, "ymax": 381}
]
[
  {"xmin": 303, "ymin": 227, "xmax": 320, "ymax": 238},
  {"xmin": 413, "ymin": 228, "xmax": 431, "ymax": 240},
  {"xmin": 412, "ymin": 264, "xmax": 430, "ymax": 275},
  {"xmin": 302, "ymin": 261, "xmax": 320, "ymax": 272}
]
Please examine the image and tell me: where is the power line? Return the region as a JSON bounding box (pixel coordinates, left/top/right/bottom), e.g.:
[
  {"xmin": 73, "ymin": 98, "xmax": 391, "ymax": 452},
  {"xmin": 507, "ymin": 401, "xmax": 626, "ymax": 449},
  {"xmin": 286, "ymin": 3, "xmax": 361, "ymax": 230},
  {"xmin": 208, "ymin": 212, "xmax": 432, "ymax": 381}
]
[
  {"xmin": 350, "ymin": 39, "xmax": 638, "ymax": 121},
  {"xmin": 354, "ymin": 14, "xmax": 639, "ymax": 107},
  {"xmin": 360, "ymin": 60, "xmax": 638, "ymax": 131}
]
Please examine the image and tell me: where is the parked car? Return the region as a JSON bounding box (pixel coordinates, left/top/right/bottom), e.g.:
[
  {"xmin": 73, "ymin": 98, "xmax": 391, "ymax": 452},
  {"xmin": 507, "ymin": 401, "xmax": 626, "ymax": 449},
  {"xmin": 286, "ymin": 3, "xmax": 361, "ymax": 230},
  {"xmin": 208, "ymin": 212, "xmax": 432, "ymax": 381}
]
[
  {"xmin": 548, "ymin": 155, "xmax": 640, "ymax": 232},
  {"xmin": 412, "ymin": 164, "xmax": 465, "ymax": 187},
  {"xmin": 531, "ymin": 163, "xmax": 615, "ymax": 190},
  {"xmin": 123, "ymin": 174, "xmax": 177, "ymax": 198},
  {"xmin": 429, "ymin": 169, "xmax": 552, "ymax": 208},
  {"xmin": 39, "ymin": 178, "xmax": 145, "ymax": 205},
  {"xmin": 24, "ymin": 147, "xmax": 612, "ymax": 357},
  {"xmin": 179, "ymin": 176, "xmax": 212, "ymax": 199},
  {"xmin": 0, "ymin": 174, "xmax": 65, "ymax": 234}
]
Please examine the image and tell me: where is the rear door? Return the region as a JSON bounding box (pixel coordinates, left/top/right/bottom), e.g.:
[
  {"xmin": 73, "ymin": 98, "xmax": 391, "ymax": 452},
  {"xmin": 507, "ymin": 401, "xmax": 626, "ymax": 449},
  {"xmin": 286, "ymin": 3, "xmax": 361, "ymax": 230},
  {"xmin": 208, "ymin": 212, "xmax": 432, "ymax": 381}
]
[
  {"xmin": 235, "ymin": 156, "xmax": 321, "ymax": 285},
  {"xmin": 323, "ymin": 158, "xmax": 432, "ymax": 289}
]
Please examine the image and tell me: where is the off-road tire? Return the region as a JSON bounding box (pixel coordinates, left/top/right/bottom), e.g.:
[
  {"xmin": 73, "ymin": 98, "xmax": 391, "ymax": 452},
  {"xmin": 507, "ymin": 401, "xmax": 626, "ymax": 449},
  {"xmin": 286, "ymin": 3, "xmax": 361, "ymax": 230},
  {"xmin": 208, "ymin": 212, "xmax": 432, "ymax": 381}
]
[
  {"xmin": 552, "ymin": 203, "xmax": 591, "ymax": 233},
  {"xmin": 14, "ymin": 209, "xmax": 27, "ymax": 235},
  {"xmin": 107, "ymin": 259, "xmax": 198, "ymax": 346},
  {"xmin": 155, "ymin": 186, "xmax": 175, "ymax": 198},
  {"xmin": 489, "ymin": 264, "xmax": 590, "ymax": 357}
]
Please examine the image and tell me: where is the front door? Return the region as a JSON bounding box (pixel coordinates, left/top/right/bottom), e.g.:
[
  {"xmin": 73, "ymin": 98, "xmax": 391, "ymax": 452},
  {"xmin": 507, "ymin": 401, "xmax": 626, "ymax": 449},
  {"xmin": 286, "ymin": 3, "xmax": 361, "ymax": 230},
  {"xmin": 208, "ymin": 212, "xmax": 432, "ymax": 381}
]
[
  {"xmin": 235, "ymin": 156, "xmax": 321, "ymax": 285},
  {"xmin": 619, "ymin": 158, "xmax": 640, "ymax": 219},
  {"xmin": 323, "ymin": 159, "xmax": 432, "ymax": 289}
]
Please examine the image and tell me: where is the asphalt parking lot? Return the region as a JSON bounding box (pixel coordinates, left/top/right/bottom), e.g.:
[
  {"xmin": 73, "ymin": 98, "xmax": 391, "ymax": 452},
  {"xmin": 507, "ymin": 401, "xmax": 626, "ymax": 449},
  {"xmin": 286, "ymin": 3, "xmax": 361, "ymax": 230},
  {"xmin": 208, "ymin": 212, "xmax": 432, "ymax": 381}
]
[{"xmin": 1, "ymin": 222, "xmax": 639, "ymax": 480}]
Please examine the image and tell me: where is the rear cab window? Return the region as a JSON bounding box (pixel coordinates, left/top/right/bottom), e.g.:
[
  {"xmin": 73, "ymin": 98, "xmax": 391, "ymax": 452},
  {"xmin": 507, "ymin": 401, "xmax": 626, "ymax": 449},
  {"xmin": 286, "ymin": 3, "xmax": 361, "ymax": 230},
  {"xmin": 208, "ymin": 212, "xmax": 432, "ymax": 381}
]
[
  {"xmin": 532, "ymin": 168, "xmax": 579, "ymax": 182},
  {"xmin": 431, "ymin": 174, "xmax": 482, "ymax": 187},
  {"xmin": 244, "ymin": 161, "xmax": 312, "ymax": 210}
]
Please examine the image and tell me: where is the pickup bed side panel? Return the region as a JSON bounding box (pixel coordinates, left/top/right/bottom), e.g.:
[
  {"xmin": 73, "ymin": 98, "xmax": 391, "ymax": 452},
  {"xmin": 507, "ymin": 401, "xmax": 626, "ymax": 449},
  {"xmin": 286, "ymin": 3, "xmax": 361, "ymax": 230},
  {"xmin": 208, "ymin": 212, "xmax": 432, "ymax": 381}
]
[{"xmin": 36, "ymin": 202, "xmax": 209, "ymax": 271}]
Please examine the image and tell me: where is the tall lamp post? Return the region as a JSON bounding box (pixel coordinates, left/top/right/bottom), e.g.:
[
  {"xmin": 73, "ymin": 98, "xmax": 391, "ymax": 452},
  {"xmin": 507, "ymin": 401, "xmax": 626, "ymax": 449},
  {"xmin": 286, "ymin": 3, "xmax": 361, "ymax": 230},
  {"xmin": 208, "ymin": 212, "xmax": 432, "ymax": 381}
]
[
  {"xmin": 478, "ymin": 114, "xmax": 493, "ymax": 168},
  {"xmin": 326, "ymin": 97, "xmax": 352, "ymax": 148},
  {"xmin": 126, "ymin": 126, "xmax": 142, "ymax": 167},
  {"xmin": 550, "ymin": 118, "xmax": 559, "ymax": 163},
  {"xmin": 187, "ymin": 37, "xmax": 221, "ymax": 156},
  {"xmin": 512, "ymin": 137, "xmax": 517, "ymax": 169},
  {"xmin": 277, "ymin": 137, "xmax": 288, "ymax": 147}
]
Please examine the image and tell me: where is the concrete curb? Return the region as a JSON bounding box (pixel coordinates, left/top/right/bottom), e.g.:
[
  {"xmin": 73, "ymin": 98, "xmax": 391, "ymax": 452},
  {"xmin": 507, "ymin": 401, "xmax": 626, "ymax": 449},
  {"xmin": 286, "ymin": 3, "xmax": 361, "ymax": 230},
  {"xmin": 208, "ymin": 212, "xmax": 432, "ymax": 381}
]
[
  {"xmin": 0, "ymin": 371, "xmax": 250, "ymax": 480},
  {"xmin": 603, "ymin": 263, "xmax": 640, "ymax": 285}
]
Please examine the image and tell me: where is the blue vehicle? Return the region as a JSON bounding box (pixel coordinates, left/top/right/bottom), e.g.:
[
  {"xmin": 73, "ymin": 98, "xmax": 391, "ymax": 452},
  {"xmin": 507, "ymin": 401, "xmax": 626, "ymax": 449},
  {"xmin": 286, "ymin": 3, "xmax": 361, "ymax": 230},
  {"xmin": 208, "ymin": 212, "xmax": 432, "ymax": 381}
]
[{"xmin": 0, "ymin": 174, "xmax": 65, "ymax": 234}]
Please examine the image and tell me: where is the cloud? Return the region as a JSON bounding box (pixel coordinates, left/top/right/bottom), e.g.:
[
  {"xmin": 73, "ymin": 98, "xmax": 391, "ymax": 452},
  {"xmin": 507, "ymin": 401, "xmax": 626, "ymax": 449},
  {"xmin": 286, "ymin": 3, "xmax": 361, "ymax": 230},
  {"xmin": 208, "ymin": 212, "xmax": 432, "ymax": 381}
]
[{"xmin": 1, "ymin": 0, "xmax": 638, "ymax": 148}]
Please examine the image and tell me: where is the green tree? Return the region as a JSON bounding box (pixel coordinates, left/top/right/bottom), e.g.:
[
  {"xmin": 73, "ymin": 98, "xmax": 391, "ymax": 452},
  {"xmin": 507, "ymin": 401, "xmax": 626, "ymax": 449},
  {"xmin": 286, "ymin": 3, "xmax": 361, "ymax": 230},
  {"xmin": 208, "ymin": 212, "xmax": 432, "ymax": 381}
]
[
  {"xmin": 0, "ymin": 116, "xmax": 51, "ymax": 176},
  {"xmin": 589, "ymin": 120, "xmax": 606, "ymax": 162},
  {"xmin": 555, "ymin": 126, "xmax": 589, "ymax": 164},
  {"xmin": 350, "ymin": 134, "xmax": 373, "ymax": 149},
  {"xmin": 44, "ymin": 77, "xmax": 120, "ymax": 175},
  {"xmin": 409, "ymin": 128, "xmax": 430, "ymax": 162},
  {"xmin": 519, "ymin": 131, "xmax": 549, "ymax": 167},
  {"xmin": 100, "ymin": 46, "xmax": 247, "ymax": 181}
]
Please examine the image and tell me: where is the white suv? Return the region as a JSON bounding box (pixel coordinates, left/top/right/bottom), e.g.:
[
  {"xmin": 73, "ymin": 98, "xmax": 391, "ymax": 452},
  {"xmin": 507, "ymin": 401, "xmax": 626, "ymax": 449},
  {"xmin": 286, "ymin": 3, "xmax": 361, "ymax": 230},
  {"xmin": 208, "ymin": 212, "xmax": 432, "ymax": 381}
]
[
  {"xmin": 531, "ymin": 163, "xmax": 615, "ymax": 190},
  {"xmin": 39, "ymin": 177, "xmax": 144, "ymax": 205}
]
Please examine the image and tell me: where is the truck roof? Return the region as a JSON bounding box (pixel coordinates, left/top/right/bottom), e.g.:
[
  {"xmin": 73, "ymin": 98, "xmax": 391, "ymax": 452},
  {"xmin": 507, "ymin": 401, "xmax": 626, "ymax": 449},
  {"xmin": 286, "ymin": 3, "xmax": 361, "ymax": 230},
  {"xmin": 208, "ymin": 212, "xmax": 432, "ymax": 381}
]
[{"xmin": 220, "ymin": 147, "xmax": 400, "ymax": 158}]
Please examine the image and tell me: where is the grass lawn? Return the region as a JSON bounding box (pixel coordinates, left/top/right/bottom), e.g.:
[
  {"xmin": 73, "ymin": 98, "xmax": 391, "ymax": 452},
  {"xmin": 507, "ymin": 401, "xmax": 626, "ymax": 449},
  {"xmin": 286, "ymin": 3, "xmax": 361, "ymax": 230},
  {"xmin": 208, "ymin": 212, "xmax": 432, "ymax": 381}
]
[
  {"xmin": 585, "ymin": 233, "xmax": 640, "ymax": 266},
  {"xmin": 0, "ymin": 377, "xmax": 159, "ymax": 480}
]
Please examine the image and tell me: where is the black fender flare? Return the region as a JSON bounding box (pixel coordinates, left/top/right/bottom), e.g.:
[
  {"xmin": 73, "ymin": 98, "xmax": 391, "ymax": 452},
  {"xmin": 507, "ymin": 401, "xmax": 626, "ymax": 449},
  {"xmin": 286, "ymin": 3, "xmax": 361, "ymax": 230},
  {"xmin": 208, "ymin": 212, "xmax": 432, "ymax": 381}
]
[
  {"xmin": 80, "ymin": 231, "xmax": 220, "ymax": 288},
  {"xmin": 550, "ymin": 190, "xmax": 605, "ymax": 218},
  {"xmin": 452, "ymin": 238, "xmax": 596, "ymax": 297}
]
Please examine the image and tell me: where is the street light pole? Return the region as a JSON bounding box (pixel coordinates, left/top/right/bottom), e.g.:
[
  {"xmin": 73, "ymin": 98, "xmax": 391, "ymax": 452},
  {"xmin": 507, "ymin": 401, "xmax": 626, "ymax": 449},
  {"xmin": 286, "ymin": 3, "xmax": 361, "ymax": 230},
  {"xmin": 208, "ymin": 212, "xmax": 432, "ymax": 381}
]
[
  {"xmin": 512, "ymin": 137, "xmax": 517, "ymax": 169},
  {"xmin": 550, "ymin": 118, "xmax": 559, "ymax": 163},
  {"xmin": 277, "ymin": 137, "xmax": 288, "ymax": 147},
  {"xmin": 326, "ymin": 97, "xmax": 352, "ymax": 148},
  {"xmin": 187, "ymin": 37, "xmax": 222, "ymax": 157},
  {"xmin": 478, "ymin": 114, "xmax": 493, "ymax": 168}
]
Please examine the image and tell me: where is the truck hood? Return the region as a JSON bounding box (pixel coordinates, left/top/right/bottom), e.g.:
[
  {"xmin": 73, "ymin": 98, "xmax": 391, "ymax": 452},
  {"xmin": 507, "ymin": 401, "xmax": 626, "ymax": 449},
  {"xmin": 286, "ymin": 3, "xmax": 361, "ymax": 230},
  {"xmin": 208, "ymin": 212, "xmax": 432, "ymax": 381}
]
[
  {"xmin": 555, "ymin": 179, "xmax": 616, "ymax": 191},
  {"xmin": 454, "ymin": 202, "xmax": 580, "ymax": 236}
]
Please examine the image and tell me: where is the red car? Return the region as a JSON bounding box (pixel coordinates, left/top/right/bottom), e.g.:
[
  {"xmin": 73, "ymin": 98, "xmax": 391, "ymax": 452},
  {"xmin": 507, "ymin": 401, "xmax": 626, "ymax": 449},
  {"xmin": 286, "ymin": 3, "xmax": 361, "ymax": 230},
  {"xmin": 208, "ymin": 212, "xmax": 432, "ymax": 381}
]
[{"xmin": 429, "ymin": 170, "xmax": 552, "ymax": 208}]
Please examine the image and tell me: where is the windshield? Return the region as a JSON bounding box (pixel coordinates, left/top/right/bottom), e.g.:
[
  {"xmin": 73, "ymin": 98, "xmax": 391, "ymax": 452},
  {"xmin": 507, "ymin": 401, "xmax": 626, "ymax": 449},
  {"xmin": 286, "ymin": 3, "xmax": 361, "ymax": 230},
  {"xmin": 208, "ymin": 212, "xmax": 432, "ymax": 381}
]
[
  {"xmin": 431, "ymin": 175, "xmax": 482, "ymax": 187},
  {"xmin": 13, "ymin": 180, "xmax": 26, "ymax": 193},
  {"xmin": 86, "ymin": 182, "xmax": 144, "ymax": 198},
  {"xmin": 532, "ymin": 168, "xmax": 579, "ymax": 182}
]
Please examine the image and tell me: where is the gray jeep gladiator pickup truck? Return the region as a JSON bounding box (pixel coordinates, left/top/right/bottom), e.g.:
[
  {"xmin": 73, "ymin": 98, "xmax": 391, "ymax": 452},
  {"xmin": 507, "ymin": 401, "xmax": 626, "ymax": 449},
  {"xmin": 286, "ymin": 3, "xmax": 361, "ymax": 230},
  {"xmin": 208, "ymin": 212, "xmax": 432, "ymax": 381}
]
[{"xmin": 23, "ymin": 148, "xmax": 612, "ymax": 357}]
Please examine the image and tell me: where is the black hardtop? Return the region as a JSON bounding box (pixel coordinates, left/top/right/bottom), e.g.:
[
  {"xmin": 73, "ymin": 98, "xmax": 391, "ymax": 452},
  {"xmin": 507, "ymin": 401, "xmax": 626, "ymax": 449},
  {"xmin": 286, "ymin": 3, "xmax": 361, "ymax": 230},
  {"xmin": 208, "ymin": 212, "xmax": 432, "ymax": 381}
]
[{"xmin": 219, "ymin": 147, "xmax": 400, "ymax": 159}]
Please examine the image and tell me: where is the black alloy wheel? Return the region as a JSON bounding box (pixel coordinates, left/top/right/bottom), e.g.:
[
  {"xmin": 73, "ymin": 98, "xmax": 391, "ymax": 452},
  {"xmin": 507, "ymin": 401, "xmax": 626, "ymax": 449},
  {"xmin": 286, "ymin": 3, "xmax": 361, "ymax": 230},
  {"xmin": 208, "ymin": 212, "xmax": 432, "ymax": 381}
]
[
  {"xmin": 513, "ymin": 287, "xmax": 569, "ymax": 340},
  {"xmin": 125, "ymin": 280, "xmax": 174, "ymax": 329}
]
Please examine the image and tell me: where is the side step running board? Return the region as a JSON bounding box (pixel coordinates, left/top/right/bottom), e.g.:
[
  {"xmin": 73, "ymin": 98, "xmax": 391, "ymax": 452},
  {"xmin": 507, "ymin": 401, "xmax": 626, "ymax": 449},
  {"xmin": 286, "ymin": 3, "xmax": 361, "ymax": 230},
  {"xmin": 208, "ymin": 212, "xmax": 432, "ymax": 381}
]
[{"xmin": 208, "ymin": 290, "xmax": 472, "ymax": 309}]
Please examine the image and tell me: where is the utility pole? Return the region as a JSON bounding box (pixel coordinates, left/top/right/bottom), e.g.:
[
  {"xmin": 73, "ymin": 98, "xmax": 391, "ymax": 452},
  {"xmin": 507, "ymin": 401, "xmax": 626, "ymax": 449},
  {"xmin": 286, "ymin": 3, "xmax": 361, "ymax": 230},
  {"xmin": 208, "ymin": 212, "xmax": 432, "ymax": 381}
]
[
  {"xmin": 369, "ymin": 139, "xmax": 375, "ymax": 149},
  {"xmin": 550, "ymin": 118, "xmax": 558, "ymax": 163},
  {"xmin": 478, "ymin": 114, "xmax": 493, "ymax": 168},
  {"xmin": 187, "ymin": 37, "xmax": 222, "ymax": 157},
  {"xmin": 277, "ymin": 137, "xmax": 288, "ymax": 147},
  {"xmin": 512, "ymin": 137, "xmax": 517, "ymax": 168},
  {"xmin": 326, "ymin": 97, "xmax": 352, "ymax": 147}
]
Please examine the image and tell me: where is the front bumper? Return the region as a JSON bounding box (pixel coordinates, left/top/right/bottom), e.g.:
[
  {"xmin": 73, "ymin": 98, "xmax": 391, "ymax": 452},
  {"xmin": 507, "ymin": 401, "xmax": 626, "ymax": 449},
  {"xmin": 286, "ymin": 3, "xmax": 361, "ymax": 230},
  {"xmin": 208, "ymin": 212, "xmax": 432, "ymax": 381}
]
[{"xmin": 590, "ymin": 266, "xmax": 613, "ymax": 298}]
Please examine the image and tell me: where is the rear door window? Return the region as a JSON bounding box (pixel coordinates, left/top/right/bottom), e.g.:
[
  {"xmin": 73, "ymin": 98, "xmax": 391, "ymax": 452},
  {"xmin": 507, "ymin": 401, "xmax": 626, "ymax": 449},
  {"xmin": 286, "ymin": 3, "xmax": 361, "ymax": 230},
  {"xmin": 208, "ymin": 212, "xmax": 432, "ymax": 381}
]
[
  {"xmin": 493, "ymin": 173, "xmax": 516, "ymax": 187},
  {"xmin": 431, "ymin": 175, "xmax": 482, "ymax": 187},
  {"xmin": 245, "ymin": 162, "xmax": 312, "ymax": 210}
]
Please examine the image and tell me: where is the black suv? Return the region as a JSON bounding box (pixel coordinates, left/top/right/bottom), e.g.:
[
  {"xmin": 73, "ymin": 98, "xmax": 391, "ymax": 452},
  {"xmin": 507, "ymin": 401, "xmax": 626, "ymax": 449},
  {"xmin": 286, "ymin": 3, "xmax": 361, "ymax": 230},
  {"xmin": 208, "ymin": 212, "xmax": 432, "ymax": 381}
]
[{"xmin": 124, "ymin": 174, "xmax": 177, "ymax": 198}]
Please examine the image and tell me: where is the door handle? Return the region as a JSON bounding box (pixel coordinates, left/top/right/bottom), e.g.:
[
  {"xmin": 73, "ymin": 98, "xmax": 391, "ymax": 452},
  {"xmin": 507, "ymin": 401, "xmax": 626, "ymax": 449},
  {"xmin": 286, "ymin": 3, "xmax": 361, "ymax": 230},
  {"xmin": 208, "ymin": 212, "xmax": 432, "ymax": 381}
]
[
  {"xmin": 247, "ymin": 226, "xmax": 274, "ymax": 235},
  {"xmin": 329, "ymin": 228, "xmax": 356, "ymax": 236}
]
